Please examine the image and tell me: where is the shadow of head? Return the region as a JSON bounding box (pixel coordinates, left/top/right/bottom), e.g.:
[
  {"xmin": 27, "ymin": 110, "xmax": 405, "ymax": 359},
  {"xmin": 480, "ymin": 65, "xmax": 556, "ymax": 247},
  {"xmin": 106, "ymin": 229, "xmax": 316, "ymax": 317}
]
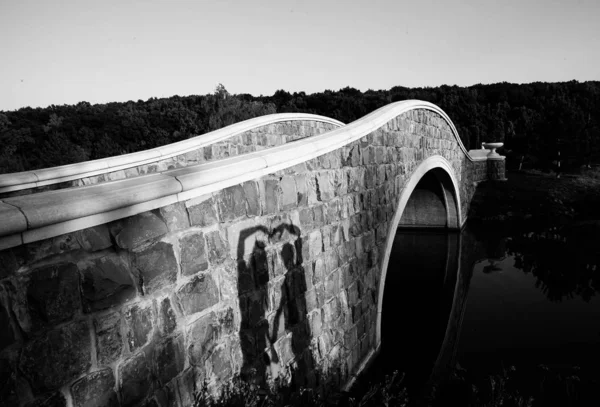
[
  {"xmin": 270, "ymin": 223, "xmax": 303, "ymax": 268},
  {"xmin": 281, "ymin": 242, "xmax": 295, "ymax": 270}
]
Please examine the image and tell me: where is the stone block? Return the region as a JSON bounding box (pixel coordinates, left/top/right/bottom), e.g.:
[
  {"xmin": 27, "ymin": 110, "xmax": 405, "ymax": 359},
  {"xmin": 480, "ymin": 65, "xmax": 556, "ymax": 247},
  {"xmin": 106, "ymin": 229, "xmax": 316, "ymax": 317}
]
[
  {"xmin": 21, "ymin": 263, "xmax": 80, "ymax": 331},
  {"xmin": 94, "ymin": 312, "xmax": 123, "ymax": 366},
  {"xmin": 313, "ymin": 205, "xmax": 325, "ymax": 227},
  {"xmin": 306, "ymin": 176, "xmax": 319, "ymax": 205},
  {"xmin": 80, "ymin": 254, "xmax": 136, "ymax": 313},
  {"xmin": 348, "ymin": 144, "xmax": 361, "ymax": 167},
  {"xmin": 315, "ymin": 172, "xmax": 335, "ymax": 202},
  {"xmin": 243, "ymin": 181, "xmax": 261, "ymax": 216},
  {"xmin": 305, "ymin": 289, "xmax": 318, "ymax": 313},
  {"xmin": 323, "ymin": 297, "xmax": 341, "ymax": 326},
  {"xmin": 188, "ymin": 198, "xmax": 218, "ymax": 227},
  {"xmin": 280, "ymin": 177, "xmax": 297, "ymax": 210},
  {"xmin": 298, "ymin": 207, "xmax": 313, "ymax": 229},
  {"xmin": 187, "ymin": 312, "xmax": 218, "ymax": 366},
  {"xmin": 347, "ymin": 167, "xmax": 365, "ymax": 192},
  {"xmin": 205, "ymin": 231, "xmax": 228, "ymax": 265},
  {"xmin": 324, "ymin": 199, "xmax": 340, "ymax": 224},
  {"xmin": 262, "ymin": 179, "xmax": 279, "ymax": 215},
  {"xmin": 309, "ymin": 309, "xmax": 323, "ymax": 338},
  {"xmin": 159, "ymin": 203, "xmax": 190, "ymax": 232},
  {"xmin": 71, "ymin": 368, "xmax": 118, "ymax": 407},
  {"xmin": 133, "ymin": 242, "xmax": 178, "ymax": 295},
  {"xmin": 158, "ymin": 297, "xmax": 177, "ymax": 336},
  {"xmin": 176, "ymin": 273, "xmax": 218, "ymax": 315},
  {"xmin": 217, "ymin": 185, "xmax": 246, "ymax": 221},
  {"xmin": 154, "ymin": 335, "xmax": 185, "ymax": 385},
  {"xmin": 118, "ymin": 352, "xmax": 151, "ymax": 407},
  {"xmin": 321, "ymin": 226, "xmax": 332, "ymax": 252},
  {"xmin": 25, "ymin": 234, "xmax": 81, "ymax": 264},
  {"xmin": 312, "ymin": 258, "xmax": 326, "ymax": 285},
  {"xmin": 225, "ymin": 218, "xmax": 258, "ymax": 260},
  {"xmin": 348, "ymin": 281, "xmax": 360, "ymax": 306},
  {"xmin": 325, "ymin": 271, "xmax": 340, "ymax": 302},
  {"xmin": 125, "ymin": 304, "xmax": 153, "ymax": 352},
  {"xmin": 295, "ymin": 174, "xmax": 308, "ymax": 206},
  {"xmin": 330, "ymin": 224, "xmax": 342, "ymax": 247},
  {"xmin": 209, "ymin": 344, "xmax": 232, "ymax": 380},
  {"xmin": 19, "ymin": 320, "xmax": 91, "ymax": 393},
  {"xmin": 113, "ymin": 211, "xmax": 168, "ymax": 250},
  {"xmin": 349, "ymin": 214, "xmax": 363, "ymax": 237},
  {"xmin": 377, "ymin": 166, "xmax": 387, "ymax": 187},
  {"xmin": 365, "ymin": 166, "xmax": 376, "ymax": 189},
  {"xmin": 275, "ymin": 335, "xmax": 294, "ymax": 366},
  {"xmin": 75, "ymin": 224, "xmax": 112, "ymax": 252},
  {"xmin": 308, "ymin": 231, "xmax": 322, "ymax": 259},
  {"xmin": 217, "ymin": 306, "xmax": 237, "ymax": 335},
  {"xmin": 179, "ymin": 232, "xmax": 208, "ymax": 276},
  {"xmin": 374, "ymin": 146, "xmax": 386, "ymax": 164}
]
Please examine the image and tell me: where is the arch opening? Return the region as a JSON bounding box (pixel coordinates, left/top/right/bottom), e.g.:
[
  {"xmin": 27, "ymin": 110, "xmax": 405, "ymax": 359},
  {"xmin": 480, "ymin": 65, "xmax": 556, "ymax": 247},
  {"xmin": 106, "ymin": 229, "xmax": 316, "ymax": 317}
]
[
  {"xmin": 364, "ymin": 156, "xmax": 463, "ymax": 393},
  {"xmin": 398, "ymin": 168, "xmax": 459, "ymax": 230},
  {"xmin": 376, "ymin": 231, "xmax": 461, "ymax": 392}
]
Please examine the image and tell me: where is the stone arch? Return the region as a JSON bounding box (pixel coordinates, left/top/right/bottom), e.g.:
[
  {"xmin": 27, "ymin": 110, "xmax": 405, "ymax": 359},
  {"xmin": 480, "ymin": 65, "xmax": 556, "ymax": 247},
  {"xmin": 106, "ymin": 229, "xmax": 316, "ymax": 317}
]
[{"xmin": 375, "ymin": 155, "xmax": 462, "ymax": 347}]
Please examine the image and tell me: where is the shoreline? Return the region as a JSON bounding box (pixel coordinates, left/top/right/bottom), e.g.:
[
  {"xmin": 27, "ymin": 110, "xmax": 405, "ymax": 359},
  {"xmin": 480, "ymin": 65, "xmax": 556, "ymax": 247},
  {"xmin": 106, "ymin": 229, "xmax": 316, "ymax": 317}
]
[{"xmin": 468, "ymin": 168, "xmax": 600, "ymax": 233}]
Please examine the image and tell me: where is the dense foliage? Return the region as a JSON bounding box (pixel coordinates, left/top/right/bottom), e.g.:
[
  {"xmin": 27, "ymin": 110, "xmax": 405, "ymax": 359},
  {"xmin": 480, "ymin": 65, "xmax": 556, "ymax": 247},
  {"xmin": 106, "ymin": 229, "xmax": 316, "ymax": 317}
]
[
  {"xmin": 256, "ymin": 81, "xmax": 600, "ymax": 171},
  {"xmin": 0, "ymin": 85, "xmax": 276, "ymax": 173},
  {"xmin": 2, "ymin": 81, "xmax": 599, "ymax": 174}
]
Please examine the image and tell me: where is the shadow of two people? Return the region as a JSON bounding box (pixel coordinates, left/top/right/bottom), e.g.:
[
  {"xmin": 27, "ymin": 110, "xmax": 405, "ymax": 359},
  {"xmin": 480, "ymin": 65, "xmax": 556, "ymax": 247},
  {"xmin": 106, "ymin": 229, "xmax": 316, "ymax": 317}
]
[{"xmin": 237, "ymin": 223, "xmax": 314, "ymax": 389}]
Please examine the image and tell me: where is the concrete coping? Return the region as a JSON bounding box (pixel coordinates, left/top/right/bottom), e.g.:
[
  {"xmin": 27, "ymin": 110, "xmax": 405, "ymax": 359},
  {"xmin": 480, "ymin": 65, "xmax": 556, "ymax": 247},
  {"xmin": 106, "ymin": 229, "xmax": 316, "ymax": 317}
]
[
  {"xmin": 0, "ymin": 113, "xmax": 344, "ymax": 194},
  {"xmin": 468, "ymin": 148, "xmax": 506, "ymax": 161},
  {"xmin": 0, "ymin": 100, "xmax": 473, "ymax": 250}
]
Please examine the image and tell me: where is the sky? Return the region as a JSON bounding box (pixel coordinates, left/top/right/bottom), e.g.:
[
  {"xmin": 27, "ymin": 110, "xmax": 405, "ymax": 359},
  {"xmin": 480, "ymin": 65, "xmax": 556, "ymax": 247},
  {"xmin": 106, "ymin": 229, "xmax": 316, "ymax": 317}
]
[{"xmin": 1, "ymin": 0, "xmax": 599, "ymax": 111}]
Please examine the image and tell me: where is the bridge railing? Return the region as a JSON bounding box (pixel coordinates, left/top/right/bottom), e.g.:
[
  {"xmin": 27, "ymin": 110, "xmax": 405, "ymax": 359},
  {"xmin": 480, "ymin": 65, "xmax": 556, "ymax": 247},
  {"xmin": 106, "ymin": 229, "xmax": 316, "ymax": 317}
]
[
  {"xmin": 0, "ymin": 101, "xmax": 505, "ymax": 251},
  {"xmin": 0, "ymin": 114, "xmax": 342, "ymax": 197}
]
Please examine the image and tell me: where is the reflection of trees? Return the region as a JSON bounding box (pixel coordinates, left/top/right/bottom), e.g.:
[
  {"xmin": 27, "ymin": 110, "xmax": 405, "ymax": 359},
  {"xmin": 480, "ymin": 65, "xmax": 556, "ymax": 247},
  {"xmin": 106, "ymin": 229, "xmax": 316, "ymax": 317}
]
[{"xmin": 506, "ymin": 226, "xmax": 600, "ymax": 302}]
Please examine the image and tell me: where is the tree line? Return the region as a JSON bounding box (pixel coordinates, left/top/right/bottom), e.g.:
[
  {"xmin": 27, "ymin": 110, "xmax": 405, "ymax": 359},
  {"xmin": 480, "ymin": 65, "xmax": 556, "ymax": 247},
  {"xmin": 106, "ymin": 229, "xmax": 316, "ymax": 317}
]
[{"xmin": 1, "ymin": 81, "xmax": 599, "ymax": 174}]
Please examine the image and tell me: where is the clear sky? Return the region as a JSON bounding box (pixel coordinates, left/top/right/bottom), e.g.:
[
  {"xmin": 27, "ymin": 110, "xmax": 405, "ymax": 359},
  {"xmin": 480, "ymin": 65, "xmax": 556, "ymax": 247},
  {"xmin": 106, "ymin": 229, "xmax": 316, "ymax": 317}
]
[{"xmin": 1, "ymin": 0, "xmax": 598, "ymax": 111}]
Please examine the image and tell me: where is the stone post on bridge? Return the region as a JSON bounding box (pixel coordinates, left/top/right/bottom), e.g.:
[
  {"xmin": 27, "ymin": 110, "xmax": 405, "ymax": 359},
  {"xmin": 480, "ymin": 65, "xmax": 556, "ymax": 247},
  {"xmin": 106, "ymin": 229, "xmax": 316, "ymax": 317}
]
[{"xmin": 469, "ymin": 142, "xmax": 506, "ymax": 181}]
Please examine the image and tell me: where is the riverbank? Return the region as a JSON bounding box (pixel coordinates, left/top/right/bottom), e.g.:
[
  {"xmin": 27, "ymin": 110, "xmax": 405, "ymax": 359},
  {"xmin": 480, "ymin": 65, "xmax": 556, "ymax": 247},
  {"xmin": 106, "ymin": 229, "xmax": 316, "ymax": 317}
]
[{"xmin": 468, "ymin": 168, "xmax": 600, "ymax": 229}]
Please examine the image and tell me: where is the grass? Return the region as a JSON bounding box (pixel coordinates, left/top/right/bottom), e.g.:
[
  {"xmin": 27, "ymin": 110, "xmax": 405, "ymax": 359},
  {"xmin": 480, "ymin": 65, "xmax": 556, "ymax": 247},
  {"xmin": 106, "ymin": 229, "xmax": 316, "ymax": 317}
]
[{"xmin": 191, "ymin": 363, "xmax": 599, "ymax": 407}]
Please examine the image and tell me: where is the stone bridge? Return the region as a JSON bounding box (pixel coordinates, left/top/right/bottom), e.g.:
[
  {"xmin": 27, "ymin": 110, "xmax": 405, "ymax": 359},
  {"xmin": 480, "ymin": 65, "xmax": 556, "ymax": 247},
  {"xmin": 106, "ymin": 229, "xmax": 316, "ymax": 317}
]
[{"xmin": 0, "ymin": 101, "xmax": 504, "ymax": 407}]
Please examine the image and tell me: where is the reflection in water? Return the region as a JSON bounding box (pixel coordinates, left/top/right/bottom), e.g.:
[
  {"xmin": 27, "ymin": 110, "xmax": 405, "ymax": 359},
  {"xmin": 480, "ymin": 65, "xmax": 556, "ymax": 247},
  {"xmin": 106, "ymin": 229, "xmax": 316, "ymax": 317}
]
[
  {"xmin": 373, "ymin": 224, "xmax": 600, "ymax": 394},
  {"xmin": 458, "ymin": 222, "xmax": 600, "ymax": 377},
  {"xmin": 506, "ymin": 224, "xmax": 600, "ymax": 303},
  {"xmin": 375, "ymin": 230, "xmax": 465, "ymax": 397},
  {"xmin": 364, "ymin": 220, "xmax": 600, "ymax": 402}
]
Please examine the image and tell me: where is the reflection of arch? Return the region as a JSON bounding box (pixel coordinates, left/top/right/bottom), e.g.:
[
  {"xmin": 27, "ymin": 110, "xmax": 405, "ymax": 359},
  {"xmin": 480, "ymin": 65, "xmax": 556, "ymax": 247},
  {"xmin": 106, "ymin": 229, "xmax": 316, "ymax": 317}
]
[
  {"xmin": 376, "ymin": 155, "xmax": 462, "ymax": 347},
  {"xmin": 378, "ymin": 231, "xmax": 463, "ymax": 392}
]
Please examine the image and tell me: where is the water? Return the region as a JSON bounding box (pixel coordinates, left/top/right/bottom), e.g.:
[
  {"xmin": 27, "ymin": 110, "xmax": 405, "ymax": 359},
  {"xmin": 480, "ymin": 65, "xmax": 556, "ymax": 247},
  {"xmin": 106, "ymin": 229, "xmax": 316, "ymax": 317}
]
[
  {"xmin": 366, "ymin": 220, "xmax": 600, "ymax": 399},
  {"xmin": 458, "ymin": 222, "xmax": 600, "ymax": 376}
]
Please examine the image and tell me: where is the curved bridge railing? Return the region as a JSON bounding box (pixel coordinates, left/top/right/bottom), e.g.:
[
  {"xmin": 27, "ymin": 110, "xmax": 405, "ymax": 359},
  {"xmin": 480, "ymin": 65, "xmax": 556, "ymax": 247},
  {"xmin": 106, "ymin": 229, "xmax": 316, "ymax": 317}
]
[
  {"xmin": 0, "ymin": 101, "xmax": 478, "ymax": 250},
  {"xmin": 0, "ymin": 113, "xmax": 343, "ymax": 196}
]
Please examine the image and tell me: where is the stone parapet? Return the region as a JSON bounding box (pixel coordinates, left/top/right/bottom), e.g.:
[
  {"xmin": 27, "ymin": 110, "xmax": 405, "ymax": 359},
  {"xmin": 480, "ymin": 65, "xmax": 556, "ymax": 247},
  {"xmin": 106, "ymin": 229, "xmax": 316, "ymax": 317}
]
[
  {"xmin": 487, "ymin": 157, "xmax": 506, "ymax": 181},
  {"xmin": 0, "ymin": 114, "xmax": 343, "ymax": 198}
]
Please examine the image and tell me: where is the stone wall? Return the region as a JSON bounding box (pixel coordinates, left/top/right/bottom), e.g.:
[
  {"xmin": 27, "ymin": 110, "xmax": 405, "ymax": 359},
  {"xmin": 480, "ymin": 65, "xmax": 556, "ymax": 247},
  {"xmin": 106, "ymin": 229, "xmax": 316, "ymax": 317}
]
[
  {"xmin": 0, "ymin": 120, "xmax": 339, "ymax": 199},
  {"xmin": 0, "ymin": 109, "xmax": 480, "ymax": 407}
]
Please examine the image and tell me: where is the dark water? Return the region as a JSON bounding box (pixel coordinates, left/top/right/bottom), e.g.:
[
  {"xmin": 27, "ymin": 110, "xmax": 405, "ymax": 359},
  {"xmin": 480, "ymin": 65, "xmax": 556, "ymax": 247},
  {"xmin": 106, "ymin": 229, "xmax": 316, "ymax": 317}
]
[
  {"xmin": 365, "ymin": 220, "xmax": 600, "ymax": 400},
  {"xmin": 458, "ymin": 221, "xmax": 600, "ymax": 376}
]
